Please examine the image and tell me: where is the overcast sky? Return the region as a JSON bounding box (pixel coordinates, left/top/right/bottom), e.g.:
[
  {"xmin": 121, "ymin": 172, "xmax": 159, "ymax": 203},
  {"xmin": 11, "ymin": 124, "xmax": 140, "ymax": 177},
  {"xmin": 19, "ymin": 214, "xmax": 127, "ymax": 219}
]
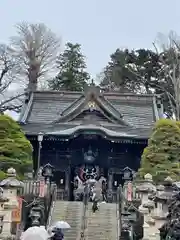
[{"xmin": 0, "ymin": 0, "xmax": 180, "ymax": 79}]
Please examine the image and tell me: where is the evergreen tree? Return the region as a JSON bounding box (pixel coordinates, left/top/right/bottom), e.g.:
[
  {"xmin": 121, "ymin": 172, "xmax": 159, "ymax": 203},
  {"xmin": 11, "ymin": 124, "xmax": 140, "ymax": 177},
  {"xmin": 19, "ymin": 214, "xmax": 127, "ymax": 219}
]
[
  {"xmin": 100, "ymin": 48, "xmax": 161, "ymax": 93},
  {"xmin": 100, "ymin": 49, "xmax": 137, "ymax": 92},
  {"xmin": 49, "ymin": 42, "xmax": 90, "ymax": 91},
  {"xmin": 138, "ymin": 119, "xmax": 180, "ymax": 182},
  {"xmin": 99, "ymin": 48, "xmax": 175, "ymax": 118},
  {"xmin": 0, "ymin": 115, "xmax": 33, "ymax": 178}
]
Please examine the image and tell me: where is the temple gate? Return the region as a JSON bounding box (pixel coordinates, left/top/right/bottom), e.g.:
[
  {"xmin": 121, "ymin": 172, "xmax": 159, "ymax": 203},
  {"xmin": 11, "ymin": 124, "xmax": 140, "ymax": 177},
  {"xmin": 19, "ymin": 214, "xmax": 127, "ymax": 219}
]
[{"xmin": 18, "ymin": 85, "xmax": 163, "ymax": 201}]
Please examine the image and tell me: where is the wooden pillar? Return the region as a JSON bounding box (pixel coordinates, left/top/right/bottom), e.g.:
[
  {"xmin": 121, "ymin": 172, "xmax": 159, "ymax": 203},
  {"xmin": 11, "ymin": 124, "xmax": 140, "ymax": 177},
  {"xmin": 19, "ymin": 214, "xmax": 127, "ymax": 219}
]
[
  {"xmin": 107, "ymin": 168, "xmax": 113, "ymax": 202},
  {"xmin": 64, "ymin": 153, "xmax": 71, "ymax": 200},
  {"xmin": 65, "ymin": 167, "xmax": 70, "ymax": 200},
  {"xmin": 108, "ymin": 169, "xmax": 113, "ymax": 189},
  {"xmin": 32, "ymin": 140, "xmax": 38, "ymax": 176}
]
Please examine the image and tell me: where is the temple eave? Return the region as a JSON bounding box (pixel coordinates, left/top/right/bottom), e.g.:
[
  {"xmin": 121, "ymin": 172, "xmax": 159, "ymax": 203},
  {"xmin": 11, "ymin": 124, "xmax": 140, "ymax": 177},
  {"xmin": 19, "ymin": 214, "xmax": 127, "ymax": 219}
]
[
  {"xmin": 22, "ymin": 122, "xmax": 151, "ymax": 141},
  {"xmin": 24, "ymin": 124, "xmax": 149, "ymax": 144},
  {"xmin": 27, "ymin": 134, "xmax": 147, "ymax": 144},
  {"xmin": 46, "ymin": 124, "xmax": 137, "ymax": 138}
]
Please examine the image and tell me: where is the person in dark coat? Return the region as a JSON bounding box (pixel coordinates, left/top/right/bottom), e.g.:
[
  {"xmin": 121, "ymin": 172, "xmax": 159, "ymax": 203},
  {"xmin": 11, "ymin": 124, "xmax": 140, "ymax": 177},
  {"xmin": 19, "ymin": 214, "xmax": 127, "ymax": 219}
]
[
  {"xmin": 92, "ymin": 198, "xmax": 99, "ymax": 213},
  {"xmin": 51, "ymin": 228, "xmax": 64, "ymax": 240}
]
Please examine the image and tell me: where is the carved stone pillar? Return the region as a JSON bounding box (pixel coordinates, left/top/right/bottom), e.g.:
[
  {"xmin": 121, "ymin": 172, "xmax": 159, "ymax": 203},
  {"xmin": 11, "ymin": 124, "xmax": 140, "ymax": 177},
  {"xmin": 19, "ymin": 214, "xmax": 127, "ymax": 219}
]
[{"xmin": 107, "ymin": 168, "xmax": 113, "ymax": 202}]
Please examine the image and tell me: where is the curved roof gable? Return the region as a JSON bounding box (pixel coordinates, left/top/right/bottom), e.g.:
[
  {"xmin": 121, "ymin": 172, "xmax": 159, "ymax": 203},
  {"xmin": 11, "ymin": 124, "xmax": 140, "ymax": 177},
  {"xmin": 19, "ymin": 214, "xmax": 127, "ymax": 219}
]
[{"xmin": 54, "ymin": 88, "xmax": 129, "ymax": 125}]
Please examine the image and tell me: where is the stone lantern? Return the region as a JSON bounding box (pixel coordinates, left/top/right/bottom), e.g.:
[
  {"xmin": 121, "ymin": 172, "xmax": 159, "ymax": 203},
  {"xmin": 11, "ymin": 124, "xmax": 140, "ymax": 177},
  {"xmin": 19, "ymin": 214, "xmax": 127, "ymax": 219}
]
[
  {"xmin": 28, "ymin": 203, "xmax": 44, "ymax": 227},
  {"xmin": 119, "ymin": 205, "xmax": 138, "ymax": 239},
  {"xmin": 136, "ymin": 173, "xmax": 156, "ymax": 239},
  {"xmin": 159, "ymin": 191, "xmax": 180, "ymax": 239},
  {"xmin": 142, "ymin": 196, "xmax": 157, "ymax": 240},
  {"xmin": 143, "ymin": 197, "xmax": 155, "ymax": 224},
  {"xmin": 120, "ymin": 222, "xmax": 131, "ymax": 240},
  {"xmin": 0, "ymin": 168, "xmax": 24, "ymax": 208},
  {"xmin": 122, "ymin": 167, "xmax": 134, "ymax": 182},
  {"xmin": 156, "ymin": 184, "xmax": 165, "ymax": 192},
  {"xmin": 42, "ymin": 163, "xmax": 54, "ymax": 183},
  {"xmin": 153, "ymin": 176, "xmax": 177, "ymax": 231},
  {"xmin": 0, "ymin": 168, "xmax": 24, "ymax": 238},
  {"xmin": 136, "ymin": 173, "xmax": 156, "ymax": 214},
  {"xmin": 120, "ymin": 206, "xmax": 132, "ymax": 240},
  {"xmin": 127, "ymin": 205, "xmax": 137, "ymax": 225},
  {"xmin": 154, "ymin": 177, "xmax": 176, "ymax": 215},
  {"xmin": 121, "ymin": 206, "xmax": 131, "ymax": 222},
  {"xmin": 136, "ymin": 173, "xmax": 156, "ymax": 205},
  {"xmin": 128, "ymin": 205, "xmax": 139, "ymax": 238}
]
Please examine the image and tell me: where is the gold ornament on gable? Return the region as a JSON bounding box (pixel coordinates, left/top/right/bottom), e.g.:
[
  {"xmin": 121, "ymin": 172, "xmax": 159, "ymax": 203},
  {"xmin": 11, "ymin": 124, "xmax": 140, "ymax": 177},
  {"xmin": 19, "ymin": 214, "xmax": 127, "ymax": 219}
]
[{"xmin": 88, "ymin": 101, "xmax": 96, "ymax": 110}]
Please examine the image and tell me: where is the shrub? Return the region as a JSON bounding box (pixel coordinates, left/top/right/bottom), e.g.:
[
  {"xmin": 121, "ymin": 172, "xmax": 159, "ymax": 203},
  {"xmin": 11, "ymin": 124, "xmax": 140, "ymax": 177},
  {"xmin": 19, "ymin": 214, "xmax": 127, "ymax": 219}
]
[
  {"xmin": 139, "ymin": 119, "xmax": 180, "ymax": 182},
  {"xmin": 0, "ymin": 115, "xmax": 33, "ymax": 176}
]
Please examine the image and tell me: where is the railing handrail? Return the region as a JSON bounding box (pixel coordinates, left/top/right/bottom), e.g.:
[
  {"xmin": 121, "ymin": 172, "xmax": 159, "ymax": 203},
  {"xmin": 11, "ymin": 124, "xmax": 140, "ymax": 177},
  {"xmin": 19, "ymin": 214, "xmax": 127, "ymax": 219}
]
[
  {"xmin": 79, "ymin": 188, "xmax": 88, "ymax": 240},
  {"xmin": 46, "ymin": 185, "xmax": 57, "ymax": 229},
  {"xmin": 116, "ymin": 188, "xmax": 120, "ymax": 240}
]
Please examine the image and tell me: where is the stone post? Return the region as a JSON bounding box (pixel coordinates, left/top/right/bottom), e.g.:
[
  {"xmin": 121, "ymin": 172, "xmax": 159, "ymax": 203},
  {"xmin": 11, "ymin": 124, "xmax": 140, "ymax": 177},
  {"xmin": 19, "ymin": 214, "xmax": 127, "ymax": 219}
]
[{"xmin": 0, "ymin": 168, "xmax": 24, "ymax": 238}]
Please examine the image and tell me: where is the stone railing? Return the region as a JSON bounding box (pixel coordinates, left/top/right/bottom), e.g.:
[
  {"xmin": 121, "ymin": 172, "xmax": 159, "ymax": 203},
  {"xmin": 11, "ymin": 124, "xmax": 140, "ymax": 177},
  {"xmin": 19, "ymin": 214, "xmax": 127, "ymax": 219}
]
[
  {"xmin": 79, "ymin": 185, "xmax": 88, "ymax": 240},
  {"xmin": 46, "ymin": 184, "xmax": 57, "ymax": 228}
]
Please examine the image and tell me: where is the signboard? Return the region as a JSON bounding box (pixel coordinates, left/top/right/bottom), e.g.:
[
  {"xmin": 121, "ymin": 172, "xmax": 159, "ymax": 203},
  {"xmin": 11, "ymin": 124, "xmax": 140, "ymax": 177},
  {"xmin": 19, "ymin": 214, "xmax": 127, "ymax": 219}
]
[
  {"xmin": 127, "ymin": 182, "xmax": 132, "ymax": 201},
  {"xmin": 11, "ymin": 197, "xmax": 22, "ymax": 222},
  {"xmin": 39, "ymin": 179, "xmax": 45, "ymax": 197}
]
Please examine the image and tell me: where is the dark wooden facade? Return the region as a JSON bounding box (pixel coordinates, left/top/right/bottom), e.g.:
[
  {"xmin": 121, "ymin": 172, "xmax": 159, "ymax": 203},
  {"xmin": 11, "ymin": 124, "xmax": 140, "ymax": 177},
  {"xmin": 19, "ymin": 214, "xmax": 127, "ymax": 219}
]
[{"xmin": 19, "ymin": 85, "xmax": 163, "ymax": 200}]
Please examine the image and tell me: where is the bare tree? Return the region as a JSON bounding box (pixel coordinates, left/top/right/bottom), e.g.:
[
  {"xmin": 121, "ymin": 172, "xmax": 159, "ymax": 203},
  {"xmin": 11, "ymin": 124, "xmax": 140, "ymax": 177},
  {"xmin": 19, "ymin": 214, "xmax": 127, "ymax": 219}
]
[
  {"xmin": 154, "ymin": 31, "xmax": 180, "ymax": 120},
  {"xmin": 11, "ymin": 22, "xmax": 61, "ymax": 91},
  {"xmin": 0, "ymin": 44, "xmax": 24, "ymax": 113}
]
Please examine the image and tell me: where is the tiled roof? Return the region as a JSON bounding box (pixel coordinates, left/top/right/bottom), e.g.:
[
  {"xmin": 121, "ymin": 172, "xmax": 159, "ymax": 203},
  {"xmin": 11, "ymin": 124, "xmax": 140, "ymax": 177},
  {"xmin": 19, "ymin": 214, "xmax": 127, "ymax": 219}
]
[
  {"xmin": 19, "ymin": 88, "xmax": 161, "ymax": 139},
  {"xmin": 27, "ymin": 91, "xmax": 82, "ymax": 124}
]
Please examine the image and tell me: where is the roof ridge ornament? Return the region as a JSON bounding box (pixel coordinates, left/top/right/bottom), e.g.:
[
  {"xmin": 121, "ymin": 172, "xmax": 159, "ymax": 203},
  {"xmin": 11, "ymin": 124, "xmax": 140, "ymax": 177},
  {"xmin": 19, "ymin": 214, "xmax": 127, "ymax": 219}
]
[
  {"xmin": 90, "ymin": 79, "xmax": 95, "ymax": 86},
  {"xmin": 84, "ymin": 83, "xmax": 100, "ymax": 97}
]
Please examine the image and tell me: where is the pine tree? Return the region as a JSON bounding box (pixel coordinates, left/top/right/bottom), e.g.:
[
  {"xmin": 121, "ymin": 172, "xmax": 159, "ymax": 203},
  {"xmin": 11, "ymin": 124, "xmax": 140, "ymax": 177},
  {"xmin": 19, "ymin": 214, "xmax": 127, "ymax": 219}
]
[{"xmin": 49, "ymin": 42, "xmax": 90, "ymax": 91}]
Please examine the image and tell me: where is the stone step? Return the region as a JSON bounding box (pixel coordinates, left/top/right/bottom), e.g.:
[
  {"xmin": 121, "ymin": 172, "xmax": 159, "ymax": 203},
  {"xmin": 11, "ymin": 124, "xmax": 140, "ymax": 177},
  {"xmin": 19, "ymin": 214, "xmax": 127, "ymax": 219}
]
[
  {"xmin": 51, "ymin": 201, "xmax": 83, "ymax": 240},
  {"xmin": 86, "ymin": 203, "xmax": 118, "ymax": 240}
]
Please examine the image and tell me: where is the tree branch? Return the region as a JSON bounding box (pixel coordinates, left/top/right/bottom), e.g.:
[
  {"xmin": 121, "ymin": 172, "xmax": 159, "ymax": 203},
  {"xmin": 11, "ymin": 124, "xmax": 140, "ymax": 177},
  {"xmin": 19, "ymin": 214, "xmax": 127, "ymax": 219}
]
[{"xmin": 0, "ymin": 92, "xmax": 25, "ymax": 108}]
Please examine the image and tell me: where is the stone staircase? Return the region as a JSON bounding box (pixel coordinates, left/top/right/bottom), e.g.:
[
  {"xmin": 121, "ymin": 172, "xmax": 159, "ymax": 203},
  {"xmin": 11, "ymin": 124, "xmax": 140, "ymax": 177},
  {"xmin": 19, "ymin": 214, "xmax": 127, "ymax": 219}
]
[
  {"xmin": 86, "ymin": 202, "xmax": 118, "ymax": 240},
  {"xmin": 51, "ymin": 201, "xmax": 83, "ymax": 240}
]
